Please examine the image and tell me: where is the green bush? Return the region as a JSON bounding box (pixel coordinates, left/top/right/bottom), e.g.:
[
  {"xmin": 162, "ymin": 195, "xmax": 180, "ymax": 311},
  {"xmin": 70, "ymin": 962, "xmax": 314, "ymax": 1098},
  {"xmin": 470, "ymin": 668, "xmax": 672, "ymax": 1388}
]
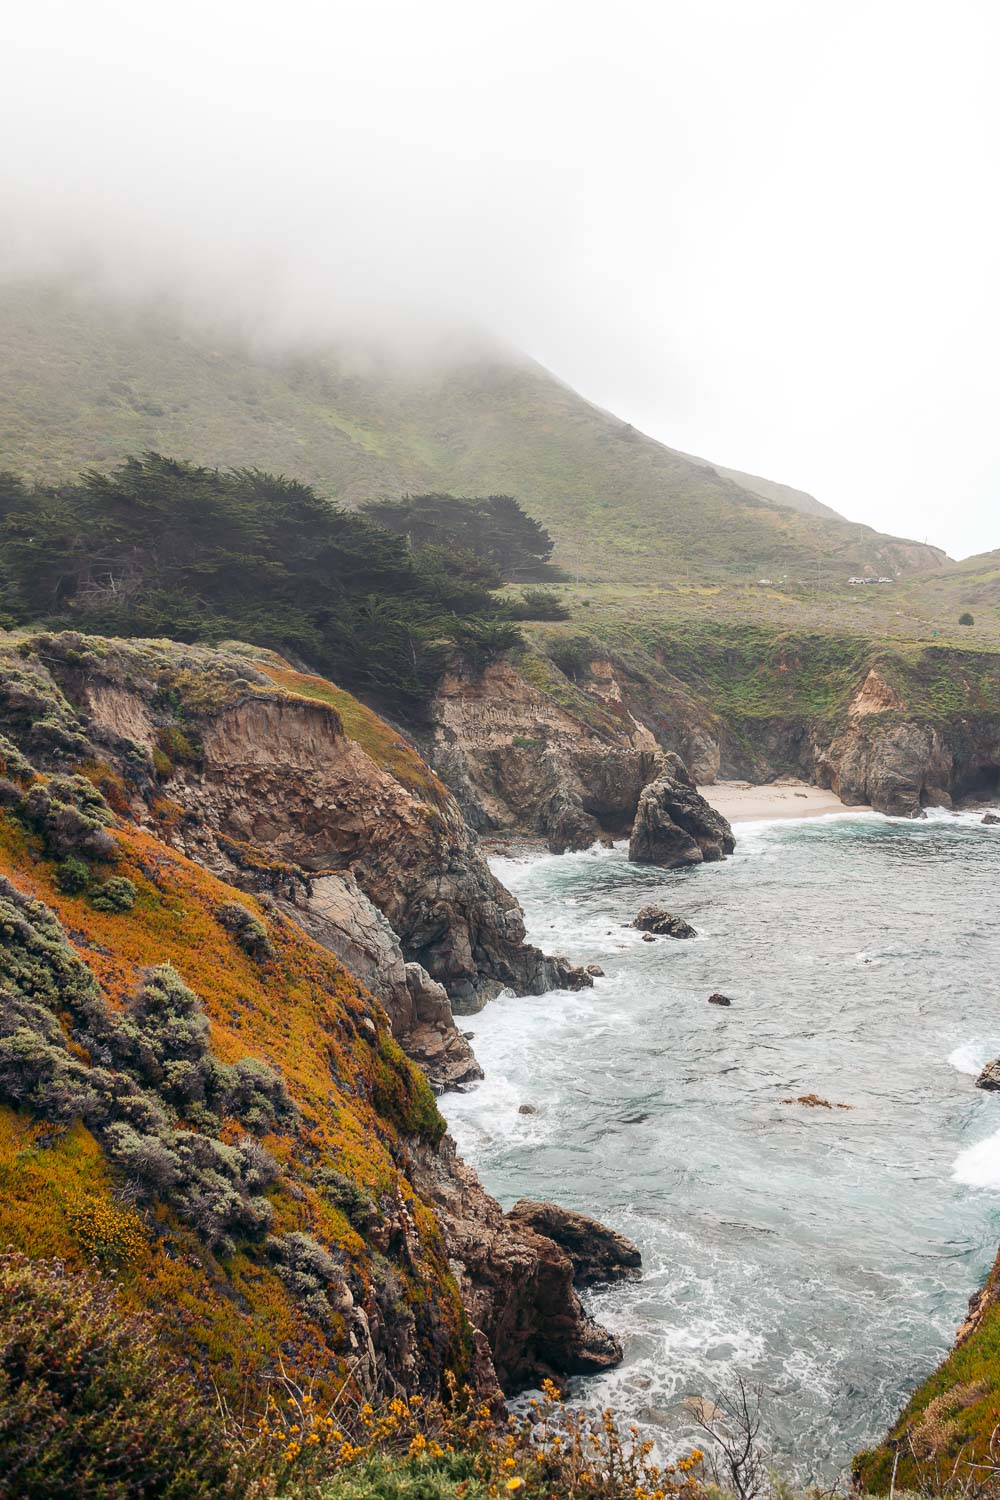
[
  {"xmin": 506, "ymin": 587, "xmax": 571, "ymax": 621},
  {"xmin": 89, "ymin": 877, "xmax": 136, "ymax": 912},
  {"xmin": 55, "ymin": 856, "xmax": 91, "ymax": 895},
  {"xmin": 959, "ymin": 611, "xmax": 975, "ymax": 626},
  {"xmin": 0, "ymin": 455, "xmax": 538, "ymax": 710},
  {"xmin": 0, "ymin": 883, "xmax": 293, "ymax": 1252},
  {"xmin": 0, "ymin": 1251, "xmax": 247, "ymax": 1499}
]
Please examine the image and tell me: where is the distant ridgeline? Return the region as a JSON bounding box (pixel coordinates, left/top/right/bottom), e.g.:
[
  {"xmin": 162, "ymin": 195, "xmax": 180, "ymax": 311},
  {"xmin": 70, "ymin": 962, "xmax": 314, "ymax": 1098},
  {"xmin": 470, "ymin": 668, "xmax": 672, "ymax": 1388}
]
[{"xmin": 0, "ymin": 455, "xmax": 558, "ymax": 710}]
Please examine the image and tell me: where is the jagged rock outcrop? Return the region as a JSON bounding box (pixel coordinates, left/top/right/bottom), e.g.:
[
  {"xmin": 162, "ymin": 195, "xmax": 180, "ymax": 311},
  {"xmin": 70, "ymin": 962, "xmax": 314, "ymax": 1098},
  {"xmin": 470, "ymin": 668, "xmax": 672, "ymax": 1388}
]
[
  {"xmin": 506, "ymin": 1200, "xmax": 641, "ymax": 1286},
  {"xmin": 412, "ymin": 1138, "xmax": 627, "ymax": 1391},
  {"xmin": 632, "ymin": 905, "xmax": 697, "ymax": 938},
  {"xmin": 431, "ymin": 659, "xmax": 662, "ymax": 853},
  {"xmin": 628, "ymin": 754, "xmax": 735, "ymax": 867},
  {"xmin": 975, "ymin": 1059, "xmax": 1000, "ymax": 1091},
  {"xmin": 280, "ymin": 871, "xmax": 482, "ymax": 1091}
]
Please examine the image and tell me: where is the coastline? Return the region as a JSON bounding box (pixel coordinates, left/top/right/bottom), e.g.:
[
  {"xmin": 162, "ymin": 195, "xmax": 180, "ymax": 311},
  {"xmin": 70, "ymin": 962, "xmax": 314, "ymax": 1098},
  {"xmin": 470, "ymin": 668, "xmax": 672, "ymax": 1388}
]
[{"xmin": 699, "ymin": 778, "xmax": 871, "ymax": 823}]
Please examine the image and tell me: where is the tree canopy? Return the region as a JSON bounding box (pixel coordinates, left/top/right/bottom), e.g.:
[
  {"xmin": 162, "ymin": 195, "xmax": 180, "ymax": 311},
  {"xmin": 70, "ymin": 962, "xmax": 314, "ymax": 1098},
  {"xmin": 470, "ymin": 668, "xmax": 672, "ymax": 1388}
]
[
  {"xmin": 360, "ymin": 493, "xmax": 558, "ymax": 582},
  {"xmin": 0, "ymin": 455, "xmax": 521, "ymax": 710}
]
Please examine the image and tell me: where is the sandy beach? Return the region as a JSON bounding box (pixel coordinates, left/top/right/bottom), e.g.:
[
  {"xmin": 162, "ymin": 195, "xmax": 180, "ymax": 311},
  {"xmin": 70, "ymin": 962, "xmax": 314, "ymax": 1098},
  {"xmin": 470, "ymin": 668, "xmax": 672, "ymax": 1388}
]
[{"xmin": 699, "ymin": 779, "xmax": 871, "ymax": 823}]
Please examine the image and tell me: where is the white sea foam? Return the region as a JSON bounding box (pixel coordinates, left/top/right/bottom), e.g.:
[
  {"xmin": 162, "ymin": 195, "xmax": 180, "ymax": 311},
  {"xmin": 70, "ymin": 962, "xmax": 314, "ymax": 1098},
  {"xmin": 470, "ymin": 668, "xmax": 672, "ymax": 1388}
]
[
  {"xmin": 948, "ymin": 1041, "xmax": 994, "ymax": 1077},
  {"xmin": 953, "ymin": 1129, "xmax": 1000, "ymax": 1189}
]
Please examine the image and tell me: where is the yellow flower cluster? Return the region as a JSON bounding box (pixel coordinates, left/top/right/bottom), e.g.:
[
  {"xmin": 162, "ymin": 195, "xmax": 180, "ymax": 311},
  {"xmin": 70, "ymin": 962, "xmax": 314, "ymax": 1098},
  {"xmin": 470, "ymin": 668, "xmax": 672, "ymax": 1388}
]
[
  {"xmin": 247, "ymin": 1368, "xmax": 706, "ymax": 1499},
  {"xmin": 66, "ymin": 1197, "xmax": 145, "ymax": 1268}
]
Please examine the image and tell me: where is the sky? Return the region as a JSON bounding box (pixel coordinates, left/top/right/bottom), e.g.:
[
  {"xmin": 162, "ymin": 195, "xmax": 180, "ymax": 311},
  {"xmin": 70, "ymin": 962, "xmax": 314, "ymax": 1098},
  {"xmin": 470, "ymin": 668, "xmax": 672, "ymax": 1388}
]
[{"xmin": 1, "ymin": 0, "xmax": 997, "ymax": 558}]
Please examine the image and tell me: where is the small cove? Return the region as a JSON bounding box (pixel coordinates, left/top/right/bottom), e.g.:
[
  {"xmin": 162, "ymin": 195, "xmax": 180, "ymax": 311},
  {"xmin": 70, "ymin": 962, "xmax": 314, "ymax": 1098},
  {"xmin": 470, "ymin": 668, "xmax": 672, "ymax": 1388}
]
[{"xmin": 444, "ymin": 808, "xmax": 1000, "ymax": 1480}]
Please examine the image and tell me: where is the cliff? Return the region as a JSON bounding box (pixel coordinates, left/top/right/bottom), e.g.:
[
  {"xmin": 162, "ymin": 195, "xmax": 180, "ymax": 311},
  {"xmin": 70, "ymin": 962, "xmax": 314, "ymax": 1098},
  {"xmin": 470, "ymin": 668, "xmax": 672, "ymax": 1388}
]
[
  {"xmin": 5, "ymin": 634, "xmax": 590, "ymax": 1019},
  {"xmin": 0, "ymin": 630, "xmax": 631, "ymax": 1412},
  {"xmin": 429, "ymin": 652, "xmax": 733, "ymax": 866},
  {"xmin": 488, "ymin": 622, "xmax": 1000, "ymax": 822}
]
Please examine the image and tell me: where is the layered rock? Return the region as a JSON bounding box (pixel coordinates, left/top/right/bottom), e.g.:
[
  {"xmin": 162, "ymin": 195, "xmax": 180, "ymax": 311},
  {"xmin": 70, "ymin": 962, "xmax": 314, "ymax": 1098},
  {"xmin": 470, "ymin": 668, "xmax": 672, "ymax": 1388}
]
[
  {"xmin": 280, "ymin": 871, "xmax": 482, "ymax": 1091},
  {"xmin": 13, "ymin": 634, "xmax": 589, "ymax": 1016},
  {"xmin": 431, "ymin": 658, "xmax": 662, "ymax": 853},
  {"xmin": 0, "ymin": 630, "xmax": 626, "ymax": 1405},
  {"xmin": 628, "ymin": 754, "xmax": 735, "ymax": 868}
]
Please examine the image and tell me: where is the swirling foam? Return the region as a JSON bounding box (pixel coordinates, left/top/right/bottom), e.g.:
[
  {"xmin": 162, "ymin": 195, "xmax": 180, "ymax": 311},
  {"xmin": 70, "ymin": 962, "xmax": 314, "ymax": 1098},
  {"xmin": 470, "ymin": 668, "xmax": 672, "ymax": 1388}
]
[{"xmin": 953, "ymin": 1130, "xmax": 1000, "ymax": 1190}]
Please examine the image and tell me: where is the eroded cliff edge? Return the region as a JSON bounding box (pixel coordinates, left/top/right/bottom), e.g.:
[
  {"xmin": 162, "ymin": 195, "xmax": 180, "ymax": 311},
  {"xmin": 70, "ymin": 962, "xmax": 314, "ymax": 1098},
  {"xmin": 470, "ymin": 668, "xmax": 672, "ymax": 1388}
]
[
  {"xmin": 0, "ymin": 628, "xmax": 635, "ymax": 1411},
  {"xmin": 431, "ymin": 631, "xmax": 1000, "ymax": 826}
]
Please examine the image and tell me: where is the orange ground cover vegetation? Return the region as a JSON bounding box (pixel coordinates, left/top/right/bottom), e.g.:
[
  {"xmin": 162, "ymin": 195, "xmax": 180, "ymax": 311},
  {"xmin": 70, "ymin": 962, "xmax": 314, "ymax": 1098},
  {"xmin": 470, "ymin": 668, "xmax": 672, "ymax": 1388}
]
[{"xmin": 0, "ymin": 803, "xmax": 469, "ymax": 1406}]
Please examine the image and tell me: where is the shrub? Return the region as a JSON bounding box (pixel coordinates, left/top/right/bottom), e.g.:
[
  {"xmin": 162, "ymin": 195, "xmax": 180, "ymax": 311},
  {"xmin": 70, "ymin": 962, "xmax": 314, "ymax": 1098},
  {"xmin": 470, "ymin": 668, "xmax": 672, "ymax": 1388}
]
[
  {"xmin": 55, "ymin": 856, "xmax": 91, "ymax": 895},
  {"xmin": 66, "ymin": 1197, "xmax": 146, "ymax": 1269},
  {"xmin": 316, "ymin": 1168, "xmax": 377, "ymax": 1231},
  {"xmin": 547, "ymin": 636, "xmax": 594, "ymax": 683},
  {"xmin": 0, "ymin": 889, "xmax": 291, "ymax": 1251},
  {"xmin": 21, "ymin": 776, "xmax": 118, "ymax": 863},
  {"xmin": 0, "ymin": 1251, "xmax": 247, "ymax": 1499},
  {"xmin": 251, "ymin": 1372, "xmax": 704, "ymax": 1499},
  {"xmin": 267, "ymin": 1232, "xmax": 347, "ymax": 1326},
  {"xmin": 506, "ymin": 588, "xmax": 571, "ymax": 621},
  {"xmin": 89, "ymin": 876, "xmax": 137, "ymax": 913},
  {"xmin": 959, "ymin": 611, "xmax": 975, "ymax": 626},
  {"xmin": 217, "ymin": 901, "xmax": 274, "ymax": 959}
]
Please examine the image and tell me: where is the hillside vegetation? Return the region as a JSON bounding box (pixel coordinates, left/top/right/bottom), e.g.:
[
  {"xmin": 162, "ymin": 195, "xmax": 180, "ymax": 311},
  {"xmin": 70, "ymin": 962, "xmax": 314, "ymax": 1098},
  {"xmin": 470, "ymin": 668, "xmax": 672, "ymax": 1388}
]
[
  {"xmin": 0, "ymin": 281, "xmax": 946, "ymax": 585},
  {"xmin": 0, "ymin": 454, "xmax": 522, "ymax": 710}
]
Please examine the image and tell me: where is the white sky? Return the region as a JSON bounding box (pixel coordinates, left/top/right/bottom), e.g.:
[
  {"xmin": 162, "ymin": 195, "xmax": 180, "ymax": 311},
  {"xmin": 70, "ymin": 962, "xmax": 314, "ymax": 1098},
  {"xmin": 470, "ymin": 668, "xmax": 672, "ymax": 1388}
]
[{"xmin": 2, "ymin": 0, "xmax": 997, "ymax": 558}]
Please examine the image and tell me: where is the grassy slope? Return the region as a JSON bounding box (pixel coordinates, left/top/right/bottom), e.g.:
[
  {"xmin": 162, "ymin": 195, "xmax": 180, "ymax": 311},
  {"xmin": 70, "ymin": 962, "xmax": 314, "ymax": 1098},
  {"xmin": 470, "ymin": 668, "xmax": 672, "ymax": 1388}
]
[
  {"xmin": 0, "ymin": 280, "xmax": 946, "ymax": 586},
  {"xmin": 901, "ymin": 548, "xmax": 1000, "ymax": 617},
  {"xmin": 854, "ymin": 1249, "xmax": 1000, "ymax": 1491}
]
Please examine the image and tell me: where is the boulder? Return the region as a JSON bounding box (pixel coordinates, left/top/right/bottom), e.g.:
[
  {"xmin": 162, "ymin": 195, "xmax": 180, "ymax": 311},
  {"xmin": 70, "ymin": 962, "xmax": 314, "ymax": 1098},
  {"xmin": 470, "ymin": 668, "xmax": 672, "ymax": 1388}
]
[
  {"xmin": 506, "ymin": 1199, "xmax": 641, "ymax": 1287},
  {"xmin": 554, "ymin": 959, "xmax": 595, "ymax": 991},
  {"xmin": 708, "ymin": 992, "xmax": 733, "ymax": 1006},
  {"xmin": 982, "ymin": 813, "xmax": 1000, "ymax": 826},
  {"xmin": 585, "ymin": 963, "xmax": 605, "ymax": 977},
  {"xmin": 632, "ymin": 905, "xmax": 697, "ymax": 939},
  {"xmin": 976, "ymin": 1059, "xmax": 1000, "ymax": 1091},
  {"xmin": 628, "ymin": 754, "xmax": 735, "ymax": 869}
]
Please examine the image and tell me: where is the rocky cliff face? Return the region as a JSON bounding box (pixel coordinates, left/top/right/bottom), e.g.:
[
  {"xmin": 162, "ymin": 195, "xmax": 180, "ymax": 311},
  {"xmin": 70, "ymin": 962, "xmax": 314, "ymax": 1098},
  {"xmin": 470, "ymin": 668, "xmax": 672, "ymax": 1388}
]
[
  {"xmin": 430, "ymin": 657, "xmax": 664, "ymax": 852},
  {"xmin": 0, "ymin": 629, "xmax": 630, "ymax": 1409},
  {"xmin": 13, "ymin": 634, "xmax": 589, "ymax": 1016},
  {"xmin": 471, "ymin": 636, "xmax": 1000, "ymax": 823}
]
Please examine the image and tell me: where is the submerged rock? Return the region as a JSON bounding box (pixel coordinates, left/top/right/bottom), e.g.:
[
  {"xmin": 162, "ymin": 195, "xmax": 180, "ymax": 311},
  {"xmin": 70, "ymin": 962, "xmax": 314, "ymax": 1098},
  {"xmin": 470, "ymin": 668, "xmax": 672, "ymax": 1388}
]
[
  {"xmin": 632, "ymin": 905, "xmax": 697, "ymax": 939},
  {"xmin": 628, "ymin": 754, "xmax": 735, "ymax": 869},
  {"xmin": 708, "ymin": 992, "xmax": 733, "ymax": 1006},
  {"xmin": 781, "ymin": 1093, "xmax": 853, "ymax": 1110},
  {"xmin": 506, "ymin": 1199, "xmax": 641, "ymax": 1287},
  {"xmin": 554, "ymin": 960, "xmax": 595, "ymax": 991},
  {"xmin": 976, "ymin": 1059, "xmax": 1000, "ymax": 1091}
]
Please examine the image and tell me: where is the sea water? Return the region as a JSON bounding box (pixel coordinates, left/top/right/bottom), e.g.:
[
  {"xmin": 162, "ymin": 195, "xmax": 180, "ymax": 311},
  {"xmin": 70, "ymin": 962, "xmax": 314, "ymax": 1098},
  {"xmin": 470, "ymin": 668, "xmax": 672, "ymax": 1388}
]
[{"xmin": 442, "ymin": 809, "xmax": 1000, "ymax": 1481}]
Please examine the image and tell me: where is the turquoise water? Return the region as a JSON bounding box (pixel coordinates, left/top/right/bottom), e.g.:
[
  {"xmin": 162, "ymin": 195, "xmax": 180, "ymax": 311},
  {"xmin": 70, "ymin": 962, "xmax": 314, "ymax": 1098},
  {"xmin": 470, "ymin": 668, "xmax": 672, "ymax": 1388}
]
[{"xmin": 443, "ymin": 809, "xmax": 1000, "ymax": 1481}]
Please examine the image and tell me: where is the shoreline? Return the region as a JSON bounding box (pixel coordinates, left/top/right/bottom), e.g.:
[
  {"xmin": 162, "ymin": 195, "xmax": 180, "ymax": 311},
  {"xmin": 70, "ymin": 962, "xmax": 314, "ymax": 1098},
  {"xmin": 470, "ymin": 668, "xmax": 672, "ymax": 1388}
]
[{"xmin": 699, "ymin": 778, "xmax": 871, "ymax": 824}]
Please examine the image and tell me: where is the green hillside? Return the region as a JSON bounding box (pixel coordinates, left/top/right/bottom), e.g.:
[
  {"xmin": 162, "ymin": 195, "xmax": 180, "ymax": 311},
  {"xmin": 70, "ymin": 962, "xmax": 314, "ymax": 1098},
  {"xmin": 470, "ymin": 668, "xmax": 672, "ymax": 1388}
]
[
  {"xmin": 0, "ymin": 280, "xmax": 947, "ymax": 585},
  {"xmin": 900, "ymin": 547, "xmax": 1000, "ymax": 618}
]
